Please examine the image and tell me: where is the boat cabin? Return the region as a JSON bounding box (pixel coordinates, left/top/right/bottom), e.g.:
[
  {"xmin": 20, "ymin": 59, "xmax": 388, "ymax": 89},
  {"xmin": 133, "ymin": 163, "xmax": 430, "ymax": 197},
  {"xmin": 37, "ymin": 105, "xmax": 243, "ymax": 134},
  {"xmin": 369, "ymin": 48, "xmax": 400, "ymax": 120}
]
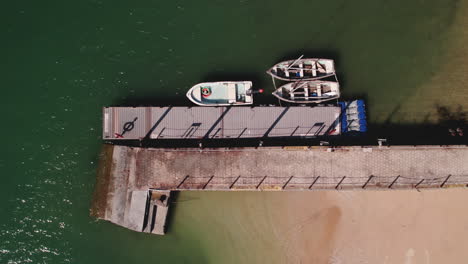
[{"xmin": 187, "ymin": 81, "xmax": 253, "ymax": 106}]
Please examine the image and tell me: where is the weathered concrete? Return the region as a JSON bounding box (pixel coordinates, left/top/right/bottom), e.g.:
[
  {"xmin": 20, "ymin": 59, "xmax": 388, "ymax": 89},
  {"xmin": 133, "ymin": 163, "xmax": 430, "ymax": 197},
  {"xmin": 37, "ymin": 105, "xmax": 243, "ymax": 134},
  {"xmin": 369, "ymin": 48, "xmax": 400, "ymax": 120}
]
[
  {"xmin": 91, "ymin": 144, "xmax": 468, "ymax": 234},
  {"xmin": 148, "ymin": 190, "xmax": 170, "ymax": 235},
  {"xmin": 91, "ymin": 145, "xmax": 170, "ymax": 234},
  {"xmin": 125, "ymin": 191, "xmax": 148, "ymax": 232}
]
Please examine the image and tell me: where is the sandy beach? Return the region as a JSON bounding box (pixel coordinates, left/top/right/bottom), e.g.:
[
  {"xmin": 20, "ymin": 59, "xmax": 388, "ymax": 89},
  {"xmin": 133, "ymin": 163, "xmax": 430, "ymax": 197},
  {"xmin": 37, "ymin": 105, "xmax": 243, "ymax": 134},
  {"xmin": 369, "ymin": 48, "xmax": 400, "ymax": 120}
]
[
  {"xmin": 266, "ymin": 189, "xmax": 468, "ymax": 264},
  {"xmin": 174, "ymin": 188, "xmax": 468, "ymax": 264}
]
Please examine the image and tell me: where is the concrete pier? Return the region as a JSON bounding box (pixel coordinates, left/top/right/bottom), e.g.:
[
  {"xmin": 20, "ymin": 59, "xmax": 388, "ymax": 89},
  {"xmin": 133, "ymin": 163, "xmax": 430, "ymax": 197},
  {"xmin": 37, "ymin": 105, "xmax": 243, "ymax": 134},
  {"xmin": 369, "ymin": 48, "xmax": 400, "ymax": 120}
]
[
  {"xmin": 91, "ymin": 144, "xmax": 468, "ymax": 234},
  {"xmin": 96, "ymin": 144, "xmax": 468, "ymax": 190},
  {"xmin": 91, "ymin": 145, "xmax": 171, "ymax": 235}
]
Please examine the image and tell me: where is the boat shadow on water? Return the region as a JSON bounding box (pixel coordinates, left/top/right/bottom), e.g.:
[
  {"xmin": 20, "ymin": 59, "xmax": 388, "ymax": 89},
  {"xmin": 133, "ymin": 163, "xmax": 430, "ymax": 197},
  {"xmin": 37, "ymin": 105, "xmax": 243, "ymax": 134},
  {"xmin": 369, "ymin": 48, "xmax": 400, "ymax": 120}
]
[
  {"xmin": 200, "ymin": 72, "xmax": 265, "ymax": 87},
  {"xmin": 164, "ymin": 191, "xmax": 180, "ymax": 234},
  {"xmin": 112, "ymin": 95, "xmax": 188, "ymax": 107}
]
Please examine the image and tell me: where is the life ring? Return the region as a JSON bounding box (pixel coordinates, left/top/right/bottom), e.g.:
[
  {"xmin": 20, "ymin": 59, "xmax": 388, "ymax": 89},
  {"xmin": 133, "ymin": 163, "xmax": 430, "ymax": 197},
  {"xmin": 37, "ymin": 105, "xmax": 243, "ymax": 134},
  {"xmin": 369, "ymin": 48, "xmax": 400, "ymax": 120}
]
[{"xmin": 201, "ymin": 87, "xmax": 211, "ymax": 97}]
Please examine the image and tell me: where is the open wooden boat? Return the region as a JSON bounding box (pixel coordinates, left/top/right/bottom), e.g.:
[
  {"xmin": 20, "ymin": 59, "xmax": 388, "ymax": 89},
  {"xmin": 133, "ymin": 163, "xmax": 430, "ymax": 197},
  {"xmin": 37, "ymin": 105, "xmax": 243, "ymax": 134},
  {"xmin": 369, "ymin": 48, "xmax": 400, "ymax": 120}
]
[
  {"xmin": 272, "ymin": 80, "xmax": 340, "ymax": 104},
  {"xmin": 186, "ymin": 81, "xmax": 253, "ymax": 106},
  {"xmin": 267, "ymin": 58, "xmax": 335, "ymax": 81}
]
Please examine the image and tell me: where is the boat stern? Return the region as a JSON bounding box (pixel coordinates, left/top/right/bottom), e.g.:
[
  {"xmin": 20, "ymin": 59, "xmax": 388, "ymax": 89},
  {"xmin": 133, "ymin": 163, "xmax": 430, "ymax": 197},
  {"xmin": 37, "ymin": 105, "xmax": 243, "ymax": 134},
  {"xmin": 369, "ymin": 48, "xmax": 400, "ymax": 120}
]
[
  {"xmin": 319, "ymin": 59, "xmax": 335, "ymax": 74},
  {"xmin": 243, "ymin": 81, "xmax": 254, "ymax": 104},
  {"xmin": 330, "ymin": 81, "xmax": 340, "ymax": 97}
]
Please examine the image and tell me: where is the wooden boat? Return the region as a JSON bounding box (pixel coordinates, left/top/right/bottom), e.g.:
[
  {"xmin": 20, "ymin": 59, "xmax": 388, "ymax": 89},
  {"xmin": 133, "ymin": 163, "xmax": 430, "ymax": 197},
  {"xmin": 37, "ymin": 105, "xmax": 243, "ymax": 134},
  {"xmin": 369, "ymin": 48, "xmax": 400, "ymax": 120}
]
[
  {"xmin": 272, "ymin": 80, "xmax": 340, "ymax": 104},
  {"xmin": 186, "ymin": 81, "xmax": 254, "ymax": 106},
  {"xmin": 267, "ymin": 58, "xmax": 335, "ymax": 81}
]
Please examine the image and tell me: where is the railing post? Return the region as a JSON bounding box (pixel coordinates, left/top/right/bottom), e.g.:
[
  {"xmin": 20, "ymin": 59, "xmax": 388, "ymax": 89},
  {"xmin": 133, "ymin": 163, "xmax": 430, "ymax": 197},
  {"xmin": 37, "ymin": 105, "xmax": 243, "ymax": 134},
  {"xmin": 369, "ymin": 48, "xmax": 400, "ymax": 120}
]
[
  {"xmin": 177, "ymin": 175, "xmax": 189, "ymax": 189},
  {"xmin": 440, "ymin": 174, "xmax": 451, "ymax": 188},
  {"xmin": 335, "ymin": 176, "xmax": 346, "ymax": 190},
  {"xmin": 230, "ymin": 176, "xmax": 241, "ymax": 189},
  {"xmin": 282, "ymin": 176, "xmax": 294, "ymax": 189},
  {"xmin": 388, "ymin": 175, "xmax": 400, "ymax": 189},
  {"xmin": 362, "ymin": 175, "xmax": 374, "ymax": 189},
  {"xmin": 309, "ymin": 176, "xmax": 320, "ymax": 189},
  {"xmin": 203, "ymin": 176, "xmax": 214, "ymax": 190},
  {"xmin": 256, "ymin": 176, "xmax": 267, "ymax": 189},
  {"xmin": 414, "ymin": 179, "xmax": 424, "ymax": 189}
]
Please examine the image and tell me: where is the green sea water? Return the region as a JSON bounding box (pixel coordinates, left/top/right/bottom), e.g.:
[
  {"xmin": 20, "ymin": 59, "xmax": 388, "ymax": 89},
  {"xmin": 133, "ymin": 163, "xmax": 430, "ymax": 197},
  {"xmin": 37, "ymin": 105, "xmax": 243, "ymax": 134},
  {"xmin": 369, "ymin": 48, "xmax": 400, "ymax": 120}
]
[{"xmin": 0, "ymin": 0, "xmax": 465, "ymax": 263}]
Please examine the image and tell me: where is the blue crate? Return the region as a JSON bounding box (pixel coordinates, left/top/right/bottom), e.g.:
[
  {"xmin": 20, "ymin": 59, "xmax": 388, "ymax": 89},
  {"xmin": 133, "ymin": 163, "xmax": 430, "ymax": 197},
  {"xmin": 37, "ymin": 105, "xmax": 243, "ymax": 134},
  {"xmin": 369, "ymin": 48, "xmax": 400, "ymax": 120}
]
[{"xmin": 359, "ymin": 124, "xmax": 367, "ymax": 132}]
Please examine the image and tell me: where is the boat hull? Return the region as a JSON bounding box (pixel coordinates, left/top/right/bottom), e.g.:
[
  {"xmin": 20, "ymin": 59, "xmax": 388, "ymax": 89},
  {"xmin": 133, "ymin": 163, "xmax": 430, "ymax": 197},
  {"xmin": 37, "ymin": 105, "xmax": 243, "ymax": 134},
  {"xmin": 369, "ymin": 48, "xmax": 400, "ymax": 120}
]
[
  {"xmin": 267, "ymin": 58, "xmax": 335, "ymax": 81},
  {"xmin": 272, "ymin": 80, "xmax": 340, "ymax": 104}
]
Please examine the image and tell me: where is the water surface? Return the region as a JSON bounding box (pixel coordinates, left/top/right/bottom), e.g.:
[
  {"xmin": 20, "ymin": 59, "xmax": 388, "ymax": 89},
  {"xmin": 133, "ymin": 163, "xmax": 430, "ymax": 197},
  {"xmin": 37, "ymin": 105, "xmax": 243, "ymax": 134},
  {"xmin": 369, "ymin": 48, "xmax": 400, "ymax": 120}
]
[{"xmin": 0, "ymin": 0, "xmax": 467, "ymax": 263}]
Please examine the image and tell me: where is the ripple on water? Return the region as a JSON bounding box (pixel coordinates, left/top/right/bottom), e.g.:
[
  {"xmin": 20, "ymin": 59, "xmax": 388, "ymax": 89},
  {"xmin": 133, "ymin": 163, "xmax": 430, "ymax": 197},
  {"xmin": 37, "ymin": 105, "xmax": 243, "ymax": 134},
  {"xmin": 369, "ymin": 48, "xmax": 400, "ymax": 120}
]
[{"xmin": 0, "ymin": 145, "xmax": 92, "ymax": 263}]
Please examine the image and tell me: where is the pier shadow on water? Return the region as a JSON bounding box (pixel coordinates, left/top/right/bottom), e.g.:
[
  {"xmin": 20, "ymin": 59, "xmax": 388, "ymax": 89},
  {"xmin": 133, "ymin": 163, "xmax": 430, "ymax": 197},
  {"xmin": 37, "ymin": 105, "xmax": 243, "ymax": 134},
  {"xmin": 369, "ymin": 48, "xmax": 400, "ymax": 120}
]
[
  {"xmin": 164, "ymin": 191, "xmax": 180, "ymax": 234},
  {"xmin": 436, "ymin": 105, "xmax": 467, "ymax": 129},
  {"xmin": 108, "ymin": 103, "xmax": 467, "ymax": 148},
  {"xmin": 365, "ymin": 104, "xmax": 468, "ymax": 146}
]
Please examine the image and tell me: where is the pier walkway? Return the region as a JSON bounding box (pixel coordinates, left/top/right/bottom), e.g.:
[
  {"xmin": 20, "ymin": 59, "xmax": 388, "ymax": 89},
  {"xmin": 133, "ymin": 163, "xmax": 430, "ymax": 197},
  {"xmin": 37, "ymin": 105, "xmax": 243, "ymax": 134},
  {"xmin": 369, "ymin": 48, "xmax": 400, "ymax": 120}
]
[
  {"xmin": 91, "ymin": 144, "xmax": 468, "ymax": 234},
  {"xmin": 99, "ymin": 144, "xmax": 468, "ymax": 191},
  {"xmin": 102, "ymin": 106, "xmax": 342, "ymax": 140}
]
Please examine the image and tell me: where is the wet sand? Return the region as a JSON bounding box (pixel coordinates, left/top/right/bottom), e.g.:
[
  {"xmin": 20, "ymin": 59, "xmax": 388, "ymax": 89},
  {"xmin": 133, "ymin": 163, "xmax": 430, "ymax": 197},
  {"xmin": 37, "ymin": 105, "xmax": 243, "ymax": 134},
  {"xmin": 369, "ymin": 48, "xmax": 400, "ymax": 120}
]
[
  {"xmin": 174, "ymin": 189, "xmax": 468, "ymax": 264},
  {"xmin": 268, "ymin": 189, "xmax": 468, "ymax": 264}
]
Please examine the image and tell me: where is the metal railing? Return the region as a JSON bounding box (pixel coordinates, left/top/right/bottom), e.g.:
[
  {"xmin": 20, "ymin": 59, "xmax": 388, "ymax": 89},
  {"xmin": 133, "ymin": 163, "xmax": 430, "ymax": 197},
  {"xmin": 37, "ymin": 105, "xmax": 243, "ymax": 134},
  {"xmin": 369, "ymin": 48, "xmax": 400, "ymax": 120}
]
[{"xmin": 173, "ymin": 174, "xmax": 467, "ymax": 190}]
